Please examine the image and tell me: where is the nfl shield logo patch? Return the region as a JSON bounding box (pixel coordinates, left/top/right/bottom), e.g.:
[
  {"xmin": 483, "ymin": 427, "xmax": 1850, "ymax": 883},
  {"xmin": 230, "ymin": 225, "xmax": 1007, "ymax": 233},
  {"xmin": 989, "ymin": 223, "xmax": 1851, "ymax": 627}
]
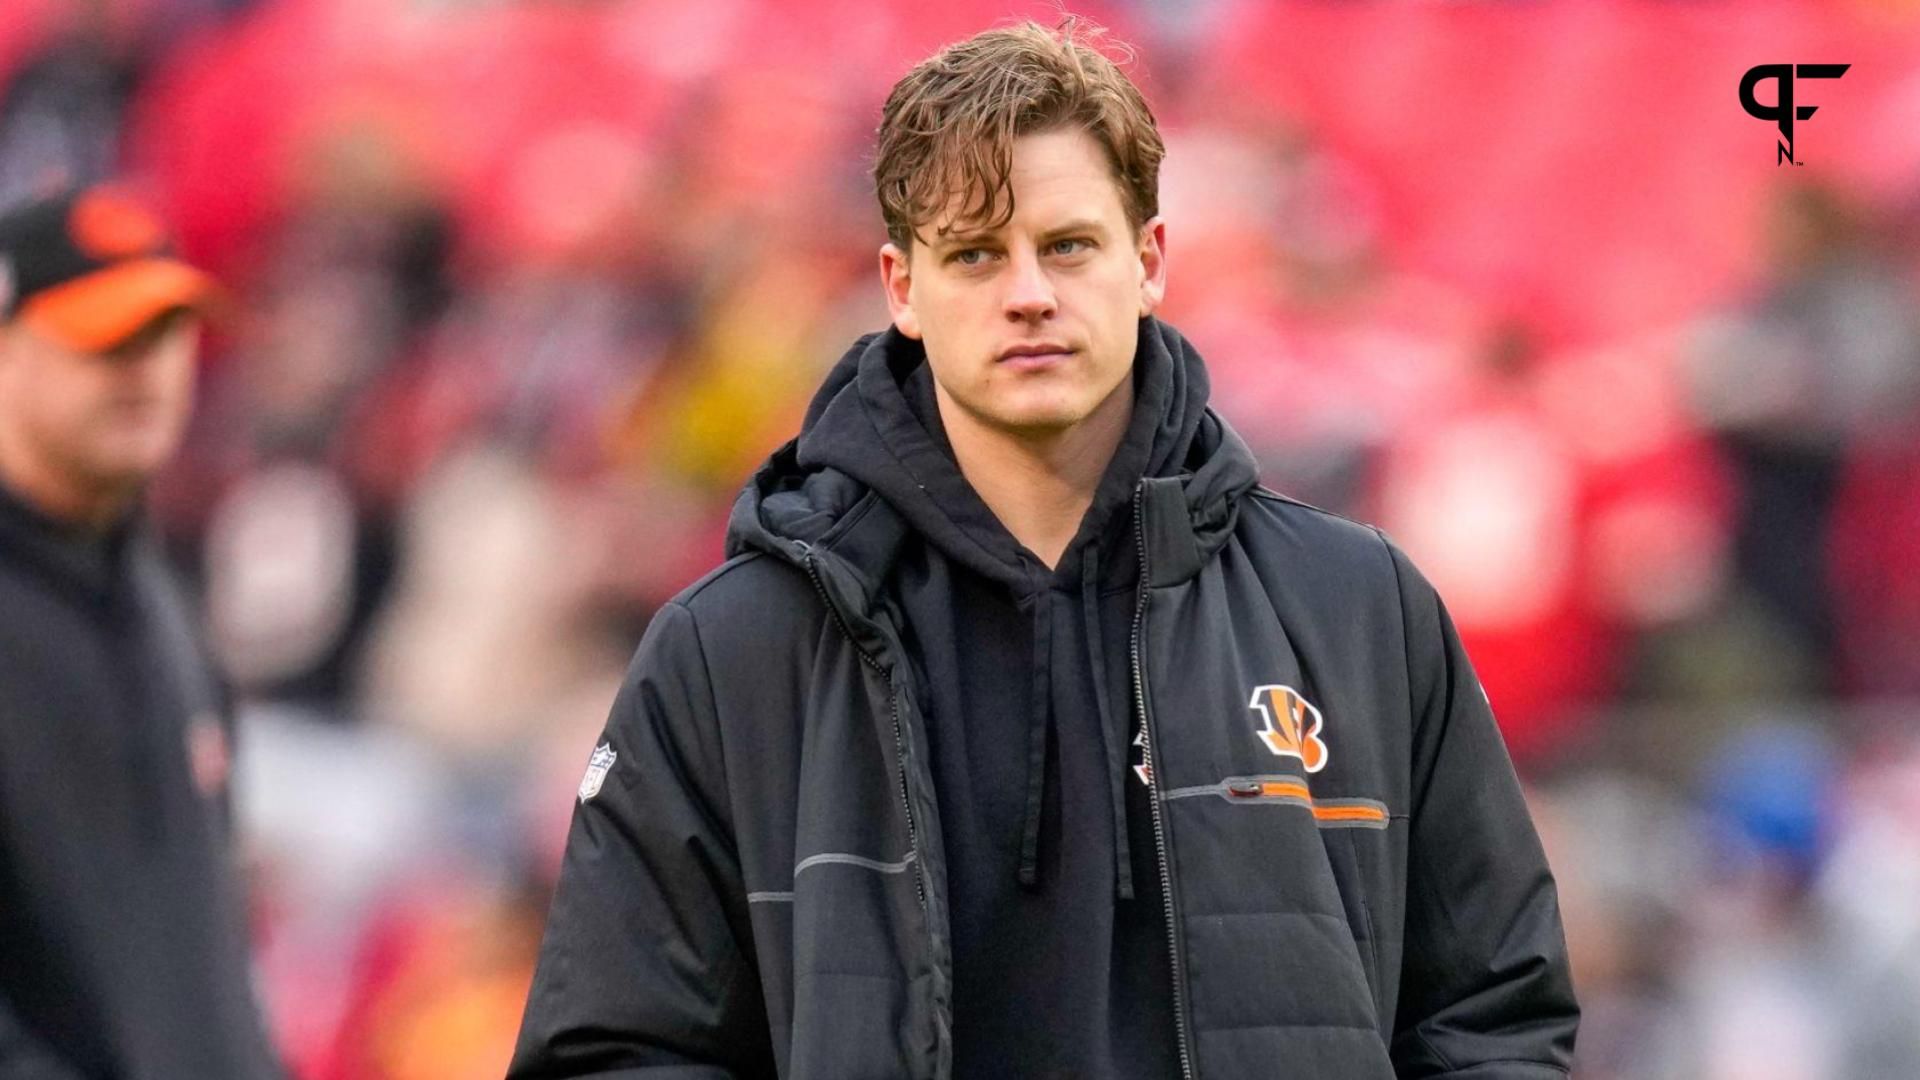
[{"xmin": 578, "ymin": 742, "xmax": 617, "ymax": 803}]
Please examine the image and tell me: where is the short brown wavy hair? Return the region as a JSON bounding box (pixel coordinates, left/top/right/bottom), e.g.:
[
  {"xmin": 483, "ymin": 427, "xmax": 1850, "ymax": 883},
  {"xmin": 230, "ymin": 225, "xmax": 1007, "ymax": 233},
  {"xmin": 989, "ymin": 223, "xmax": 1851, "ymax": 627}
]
[{"xmin": 874, "ymin": 16, "xmax": 1164, "ymax": 255}]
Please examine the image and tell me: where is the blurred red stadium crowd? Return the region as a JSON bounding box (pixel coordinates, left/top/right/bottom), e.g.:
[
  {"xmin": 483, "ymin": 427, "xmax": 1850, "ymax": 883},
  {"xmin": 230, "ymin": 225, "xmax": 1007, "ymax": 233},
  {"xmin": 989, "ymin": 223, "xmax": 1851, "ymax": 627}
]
[{"xmin": 6, "ymin": 1, "xmax": 1920, "ymax": 1077}]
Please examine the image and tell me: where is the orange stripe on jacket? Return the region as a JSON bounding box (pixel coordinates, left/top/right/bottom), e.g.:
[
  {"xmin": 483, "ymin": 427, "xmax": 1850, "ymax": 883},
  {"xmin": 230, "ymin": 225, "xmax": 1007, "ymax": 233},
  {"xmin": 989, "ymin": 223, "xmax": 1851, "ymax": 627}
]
[{"xmin": 1254, "ymin": 782, "xmax": 1388, "ymax": 823}]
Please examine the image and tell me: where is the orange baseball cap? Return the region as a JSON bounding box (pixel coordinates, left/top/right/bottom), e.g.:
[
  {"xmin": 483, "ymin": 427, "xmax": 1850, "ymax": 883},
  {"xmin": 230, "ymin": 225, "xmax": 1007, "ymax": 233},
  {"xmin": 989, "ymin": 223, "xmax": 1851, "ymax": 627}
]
[{"xmin": 0, "ymin": 184, "xmax": 220, "ymax": 353}]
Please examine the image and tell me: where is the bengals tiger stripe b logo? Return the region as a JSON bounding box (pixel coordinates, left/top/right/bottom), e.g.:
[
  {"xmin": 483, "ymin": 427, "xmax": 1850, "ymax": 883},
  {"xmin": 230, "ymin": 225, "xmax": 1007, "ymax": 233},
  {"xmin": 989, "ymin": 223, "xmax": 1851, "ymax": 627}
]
[{"xmin": 1249, "ymin": 685, "xmax": 1327, "ymax": 773}]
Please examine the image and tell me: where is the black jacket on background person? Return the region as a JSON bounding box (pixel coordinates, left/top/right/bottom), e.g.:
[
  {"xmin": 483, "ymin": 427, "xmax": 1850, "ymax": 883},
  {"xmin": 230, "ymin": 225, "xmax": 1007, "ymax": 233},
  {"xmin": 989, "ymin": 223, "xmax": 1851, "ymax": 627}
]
[
  {"xmin": 511, "ymin": 318, "xmax": 1579, "ymax": 1079},
  {"xmin": 0, "ymin": 482, "xmax": 280, "ymax": 1079}
]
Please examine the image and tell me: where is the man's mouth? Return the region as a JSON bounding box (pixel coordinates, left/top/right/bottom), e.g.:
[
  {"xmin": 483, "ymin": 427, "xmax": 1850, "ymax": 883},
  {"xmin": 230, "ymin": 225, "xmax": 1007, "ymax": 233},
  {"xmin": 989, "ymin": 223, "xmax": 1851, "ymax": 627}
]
[{"xmin": 997, "ymin": 343, "xmax": 1075, "ymax": 367}]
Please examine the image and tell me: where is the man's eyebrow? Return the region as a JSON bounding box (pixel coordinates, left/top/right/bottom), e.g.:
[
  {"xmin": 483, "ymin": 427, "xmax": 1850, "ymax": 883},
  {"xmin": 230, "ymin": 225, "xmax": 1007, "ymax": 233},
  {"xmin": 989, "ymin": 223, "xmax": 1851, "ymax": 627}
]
[
  {"xmin": 932, "ymin": 218, "xmax": 1112, "ymax": 251},
  {"xmin": 1037, "ymin": 218, "xmax": 1110, "ymax": 241},
  {"xmin": 932, "ymin": 228, "xmax": 999, "ymax": 250}
]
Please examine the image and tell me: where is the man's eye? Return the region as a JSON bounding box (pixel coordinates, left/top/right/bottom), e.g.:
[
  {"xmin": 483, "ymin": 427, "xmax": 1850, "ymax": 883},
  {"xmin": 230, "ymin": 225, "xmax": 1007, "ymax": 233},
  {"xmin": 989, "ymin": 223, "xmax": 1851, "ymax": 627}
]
[
  {"xmin": 1049, "ymin": 238, "xmax": 1089, "ymax": 256},
  {"xmin": 952, "ymin": 249, "xmax": 988, "ymax": 266}
]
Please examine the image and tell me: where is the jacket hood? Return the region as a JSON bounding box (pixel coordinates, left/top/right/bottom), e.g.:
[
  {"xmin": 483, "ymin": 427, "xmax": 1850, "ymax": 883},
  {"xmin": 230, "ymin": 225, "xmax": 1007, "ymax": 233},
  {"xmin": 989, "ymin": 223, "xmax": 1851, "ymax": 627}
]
[{"xmin": 726, "ymin": 316, "xmax": 1260, "ymax": 591}]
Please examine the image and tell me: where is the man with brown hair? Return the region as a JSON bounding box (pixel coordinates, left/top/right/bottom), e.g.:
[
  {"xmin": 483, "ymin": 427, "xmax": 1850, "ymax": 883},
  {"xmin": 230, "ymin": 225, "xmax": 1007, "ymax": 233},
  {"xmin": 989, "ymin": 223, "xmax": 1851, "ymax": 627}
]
[{"xmin": 512, "ymin": 18, "xmax": 1577, "ymax": 1079}]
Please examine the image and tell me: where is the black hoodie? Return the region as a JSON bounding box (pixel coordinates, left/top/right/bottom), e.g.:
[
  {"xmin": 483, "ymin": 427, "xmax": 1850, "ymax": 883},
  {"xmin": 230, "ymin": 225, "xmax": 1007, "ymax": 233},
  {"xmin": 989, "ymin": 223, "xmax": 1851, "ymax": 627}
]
[
  {"xmin": 795, "ymin": 319, "xmax": 1217, "ymax": 1076},
  {"xmin": 512, "ymin": 317, "xmax": 1578, "ymax": 1079}
]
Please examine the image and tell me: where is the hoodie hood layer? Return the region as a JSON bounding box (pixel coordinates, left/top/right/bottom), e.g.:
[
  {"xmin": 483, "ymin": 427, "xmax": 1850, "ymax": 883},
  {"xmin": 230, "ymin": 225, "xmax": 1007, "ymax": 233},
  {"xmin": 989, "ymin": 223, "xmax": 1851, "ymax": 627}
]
[{"xmin": 729, "ymin": 316, "xmax": 1258, "ymax": 595}]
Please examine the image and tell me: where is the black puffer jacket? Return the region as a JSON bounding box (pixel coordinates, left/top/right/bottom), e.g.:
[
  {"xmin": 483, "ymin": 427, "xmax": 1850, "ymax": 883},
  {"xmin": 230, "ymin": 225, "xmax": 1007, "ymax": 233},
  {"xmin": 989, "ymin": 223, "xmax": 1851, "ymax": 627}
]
[{"xmin": 511, "ymin": 318, "xmax": 1578, "ymax": 1079}]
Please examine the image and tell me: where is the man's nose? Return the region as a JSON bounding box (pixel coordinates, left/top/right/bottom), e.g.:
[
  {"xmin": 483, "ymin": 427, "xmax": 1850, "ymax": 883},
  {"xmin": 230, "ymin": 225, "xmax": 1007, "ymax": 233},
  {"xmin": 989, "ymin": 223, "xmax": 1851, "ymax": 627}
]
[{"xmin": 1002, "ymin": 250, "xmax": 1056, "ymax": 324}]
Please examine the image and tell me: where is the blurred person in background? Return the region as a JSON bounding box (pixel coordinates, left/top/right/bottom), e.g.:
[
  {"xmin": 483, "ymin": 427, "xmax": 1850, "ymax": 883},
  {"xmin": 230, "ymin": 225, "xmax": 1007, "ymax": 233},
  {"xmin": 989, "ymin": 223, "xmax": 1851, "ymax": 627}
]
[
  {"xmin": 0, "ymin": 186, "xmax": 279, "ymax": 1078},
  {"xmin": 512, "ymin": 17, "xmax": 1575, "ymax": 1079},
  {"xmin": 0, "ymin": 0, "xmax": 252, "ymax": 208},
  {"xmin": 1686, "ymin": 183, "xmax": 1920, "ymax": 697}
]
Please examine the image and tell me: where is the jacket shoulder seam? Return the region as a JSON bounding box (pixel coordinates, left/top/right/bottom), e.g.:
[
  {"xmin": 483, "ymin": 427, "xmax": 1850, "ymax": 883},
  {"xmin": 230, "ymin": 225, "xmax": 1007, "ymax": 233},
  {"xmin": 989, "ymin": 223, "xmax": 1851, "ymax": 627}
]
[
  {"xmin": 673, "ymin": 550, "xmax": 792, "ymax": 608},
  {"xmin": 1245, "ymin": 487, "xmax": 1400, "ymax": 563},
  {"xmin": 661, "ymin": 598, "xmax": 737, "ymax": 843},
  {"xmin": 1247, "ymin": 485, "xmax": 1377, "ymax": 533}
]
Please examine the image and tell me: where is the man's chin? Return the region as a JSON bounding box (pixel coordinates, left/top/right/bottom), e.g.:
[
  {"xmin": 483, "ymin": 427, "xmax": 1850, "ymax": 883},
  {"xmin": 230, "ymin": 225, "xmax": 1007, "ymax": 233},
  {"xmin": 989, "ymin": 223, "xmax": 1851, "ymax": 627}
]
[
  {"xmin": 983, "ymin": 407, "xmax": 1092, "ymax": 441},
  {"xmin": 79, "ymin": 447, "xmax": 172, "ymax": 493},
  {"xmin": 944, "ymin": 384, "xmax": 1118, "ymax": 444}
]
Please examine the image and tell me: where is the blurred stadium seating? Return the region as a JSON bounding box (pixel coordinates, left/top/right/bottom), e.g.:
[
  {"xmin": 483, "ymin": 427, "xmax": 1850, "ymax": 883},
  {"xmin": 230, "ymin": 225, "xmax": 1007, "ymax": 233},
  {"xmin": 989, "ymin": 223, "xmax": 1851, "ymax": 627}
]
[{"xmin": 5, "ymin": 1, "xmax": 1920, "ymax": 1076}]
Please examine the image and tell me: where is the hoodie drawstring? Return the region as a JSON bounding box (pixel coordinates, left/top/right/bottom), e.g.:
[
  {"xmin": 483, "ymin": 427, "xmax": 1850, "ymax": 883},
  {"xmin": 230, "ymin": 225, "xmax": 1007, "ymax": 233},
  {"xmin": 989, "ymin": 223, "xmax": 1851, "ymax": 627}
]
[
  {"xmin": 1016, "ymin": 583, "xmax": 1053, "ymax": 889},
  {"xmin": 1082, "ymin": 539, "xmax": 1136, "ymax": 900}
]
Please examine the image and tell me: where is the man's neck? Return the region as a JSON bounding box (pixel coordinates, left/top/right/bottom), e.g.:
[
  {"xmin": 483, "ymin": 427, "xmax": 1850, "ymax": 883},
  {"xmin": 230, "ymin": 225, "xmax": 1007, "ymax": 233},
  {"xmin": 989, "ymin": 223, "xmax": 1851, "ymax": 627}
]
[
  {"xmin": 935, "ymin": 376, "xmax": 1134, "ymax": 571},
  {"xmin": 0, "ymin": 436, "xmax": 131, "ymax": 534}
]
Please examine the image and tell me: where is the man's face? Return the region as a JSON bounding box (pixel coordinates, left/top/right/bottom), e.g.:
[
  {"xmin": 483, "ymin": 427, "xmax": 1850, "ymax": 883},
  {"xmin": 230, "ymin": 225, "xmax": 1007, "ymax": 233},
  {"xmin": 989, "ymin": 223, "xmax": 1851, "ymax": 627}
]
[
  {"xmin": 880, "ymin": 128, "xmax": 1167, "ymax": 440},
  {"xmin": 0, "ymin": 310, "xmax": 201, "ymax": 507}
]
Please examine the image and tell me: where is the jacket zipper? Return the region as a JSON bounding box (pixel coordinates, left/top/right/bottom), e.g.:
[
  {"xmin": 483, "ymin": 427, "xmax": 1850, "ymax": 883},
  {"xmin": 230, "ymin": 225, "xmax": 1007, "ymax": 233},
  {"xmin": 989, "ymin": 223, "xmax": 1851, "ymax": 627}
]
[
  {"xmin": 802, "ymin": 548, "xmax": 928, "ymax": 914},
  {"xmin": 1132, "ymin": 486, "xmax": 1196, "ymax": 1080}
]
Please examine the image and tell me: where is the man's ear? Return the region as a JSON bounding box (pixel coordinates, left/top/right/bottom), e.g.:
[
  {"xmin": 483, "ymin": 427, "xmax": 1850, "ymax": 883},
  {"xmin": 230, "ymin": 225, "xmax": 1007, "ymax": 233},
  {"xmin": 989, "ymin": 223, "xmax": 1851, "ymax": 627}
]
[
  {"xmin": 1136, "ymin": 216, "xmax": 1167, "ymax": 317},
  {"xmin": 879, "ymin": 242, "xmax": 921, "ymax": 340}
]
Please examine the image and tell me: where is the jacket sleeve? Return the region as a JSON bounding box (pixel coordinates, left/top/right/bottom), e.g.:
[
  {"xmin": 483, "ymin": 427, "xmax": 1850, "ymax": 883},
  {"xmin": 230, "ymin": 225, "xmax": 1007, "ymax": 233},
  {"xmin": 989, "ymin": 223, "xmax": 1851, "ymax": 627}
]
[
  {"xmin": 509, "ymin": 601, "xmax": 774, "ymax": 1079},
  {"xmin": 1384, "ymin": 543, "xmax": 1579, "ymax": 1079}
]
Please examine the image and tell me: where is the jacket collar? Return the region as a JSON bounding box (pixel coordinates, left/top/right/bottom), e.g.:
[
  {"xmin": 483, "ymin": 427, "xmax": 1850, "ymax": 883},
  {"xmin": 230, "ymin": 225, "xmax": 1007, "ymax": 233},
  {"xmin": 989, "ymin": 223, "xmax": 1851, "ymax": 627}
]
[
  {"xmin": 726, "ymin": 316, "xmax": 1260, "ymax": 600},
  {"xmin": 0, "ymin": 477, "xmax": 138, "ymax": 603}
]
